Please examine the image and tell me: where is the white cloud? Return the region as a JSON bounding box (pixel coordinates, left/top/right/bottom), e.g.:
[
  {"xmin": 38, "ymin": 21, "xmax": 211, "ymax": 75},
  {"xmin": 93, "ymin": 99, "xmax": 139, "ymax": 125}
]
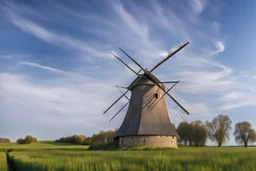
[
  {"xmin": 0, "ymin": 55, "xmax": 13, "ymax": 60},
  {"xmin": 0, "ymin": 73, "xmax": 124, "ymax": 140},
  {"xmin": 189, "ymin": 0, "xmax": 208, "ymax": 14},
  {"xmin": 215, "ymin": 41, "xmax": 225, "ymax": 53},
  {"xmin": 221, "ymin": 92, "xmax": 244, "ymax": 101},
  {"xmin": 219, "ymin": 100, "xmax": 256, "ymax": 111}
]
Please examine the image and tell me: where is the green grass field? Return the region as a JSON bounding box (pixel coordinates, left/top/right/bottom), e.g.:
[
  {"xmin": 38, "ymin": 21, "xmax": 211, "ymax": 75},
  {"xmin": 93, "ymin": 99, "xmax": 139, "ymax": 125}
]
[
  {"xmin": 1, "ymin": 142, "xmax": 256, "ymax": 171},
  {"xmin": 0, "ymin": 152, "xmax": 8, "ymax": 171},
  {"xmin": 0, "ymin": 141, "xmax": 89, "ymax": 151}
]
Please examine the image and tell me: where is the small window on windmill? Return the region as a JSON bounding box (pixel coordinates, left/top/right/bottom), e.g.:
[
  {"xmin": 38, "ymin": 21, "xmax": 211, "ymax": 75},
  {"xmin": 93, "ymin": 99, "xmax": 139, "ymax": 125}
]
[
  {"xmin": 132, "ymin": 137, "xmax": 133, "ymax": 139},
  {"xmin": 154, "ymin": 93, "xmax": 158, "ymax": 99}
]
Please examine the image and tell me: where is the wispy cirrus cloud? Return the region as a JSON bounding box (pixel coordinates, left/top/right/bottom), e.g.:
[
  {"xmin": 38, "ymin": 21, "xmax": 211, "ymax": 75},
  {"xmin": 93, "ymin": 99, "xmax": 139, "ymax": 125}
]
[
  {"xmin": 20, "ymin": 61, "xmax": 64, "ymax": 73},
  {"xmin": 4, "ymin": 10, "xmax": 108, "ymax": 59}
]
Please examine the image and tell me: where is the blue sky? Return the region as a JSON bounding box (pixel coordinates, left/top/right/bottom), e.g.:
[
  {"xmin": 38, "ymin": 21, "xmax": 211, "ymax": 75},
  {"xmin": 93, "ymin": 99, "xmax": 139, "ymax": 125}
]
[{"xmin": 1, "ymin": 0, "xmax": 256, "ymax": 145}]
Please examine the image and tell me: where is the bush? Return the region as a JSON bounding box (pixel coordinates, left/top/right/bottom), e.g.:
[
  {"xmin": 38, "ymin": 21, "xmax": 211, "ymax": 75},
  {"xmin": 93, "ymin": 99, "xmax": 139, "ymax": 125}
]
[
  {"xmin": 16, "ymin": 138, "xmax": 25, "ymax": 144},
  {"xmin": 55, "ymin": 135, "xmax": 86, "ymax": 145},
  {"xmin": 0, "ymin": 138, "xmax": 11, "ymax": 143},
  {"xmin": 88, "ymin": 143, "xmax": 118, "ymax": 150},
  {"xmin": 16, "ymin": 135, "xmax": 37, "ymax": 144}
]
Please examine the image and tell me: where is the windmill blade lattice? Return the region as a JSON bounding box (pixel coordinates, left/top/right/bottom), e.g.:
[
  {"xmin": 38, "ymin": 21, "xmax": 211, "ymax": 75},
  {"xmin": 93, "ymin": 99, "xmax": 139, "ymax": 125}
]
[
  {"xmin": 150, "ymin": 41, "xmax": 188, "ymax": 71},
  {"xmin": 104, "ymin": 95, "xmax": 129, "ymax": 118},
  {"xmin": 111, "ymin": 53, "xmax": 142, "ymax": 77},
  {"xmin": 165, "ymin": 91, "xmax": 191, "ymax": 126}
]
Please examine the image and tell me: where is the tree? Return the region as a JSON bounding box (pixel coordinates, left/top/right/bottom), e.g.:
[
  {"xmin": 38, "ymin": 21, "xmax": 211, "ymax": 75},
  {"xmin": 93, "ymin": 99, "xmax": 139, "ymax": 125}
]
[
  {"xmin": 17, "ymin": 138, "xmax": 25, "ymax": 144},
  {"xmin": 16, "ymin": 135, "xmax": 37, "ymax": 144},
  {"xmin": 191, "ymin": 121, "xmax": 207, "ymax": 147},
  {"xmin": 84, "ymin": 137, "xmax": 92, "ymax": 145},
  {"xmin": 73, "ymin": 135, "xmax": 86, "ymax": 144},
  {"xmin": 177, "ymin": 121, "xmax": 207, "ymax": 147},
  {"xmin": 206, "ymin": 114, "xmax": 232, "ymax": 147},
  {"xmin": 177, "ymin": 122, "xmax": 190, "ymax": 145},
  {"xmin": 0, "ymin": 138, "xmax": 11, "ymax": 143},
  {"xmin": 234, "ymin": 121, "xmax": 256, "ymax": 148},
  {"xmin": 90, "ymin": 130, "xmax": 116, "ymax": 145}
]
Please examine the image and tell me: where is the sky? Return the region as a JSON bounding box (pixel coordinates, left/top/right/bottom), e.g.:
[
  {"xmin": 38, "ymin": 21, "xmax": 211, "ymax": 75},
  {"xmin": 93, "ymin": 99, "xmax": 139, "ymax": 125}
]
[{"xmin": 1, "ymin": 0, "xmax": 256, "ymax": 145}]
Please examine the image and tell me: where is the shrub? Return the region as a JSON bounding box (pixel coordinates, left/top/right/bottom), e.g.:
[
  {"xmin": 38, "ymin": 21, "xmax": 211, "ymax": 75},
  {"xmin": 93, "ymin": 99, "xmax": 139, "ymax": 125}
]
[
  {"xmin": 0, "ymin": 138, "xmax": 11, "ymax": 143},
  {"xmin": 16, "ymin": 135, "xmax": 37, "ymax": 144},
  {"xmin": 16, "ymin": 138, "xmax": 25, "ymax": 144}
]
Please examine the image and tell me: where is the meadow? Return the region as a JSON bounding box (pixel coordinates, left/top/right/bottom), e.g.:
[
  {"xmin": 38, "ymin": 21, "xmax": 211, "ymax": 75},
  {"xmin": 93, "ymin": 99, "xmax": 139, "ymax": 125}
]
[
  {"xmin": 0, "ymin": 152, "xmax": 8, "ymax": 171},
  {"xmin": 0, "ymin": 141, "xmax": 255, "ymax": 171},
  {"xmin": 1, "ymin": 141, "xmax": 256, "ymax": 171},
  {"xmin": 0, "ymin": 141, "xmax": 89, "ymax": 151}
]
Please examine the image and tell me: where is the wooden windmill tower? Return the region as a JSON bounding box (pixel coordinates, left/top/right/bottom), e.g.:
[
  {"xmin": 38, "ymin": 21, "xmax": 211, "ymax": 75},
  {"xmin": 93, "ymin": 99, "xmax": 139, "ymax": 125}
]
[{"xmin": 104, "ymin": 42, "xmax": 190, "ymax": 148}]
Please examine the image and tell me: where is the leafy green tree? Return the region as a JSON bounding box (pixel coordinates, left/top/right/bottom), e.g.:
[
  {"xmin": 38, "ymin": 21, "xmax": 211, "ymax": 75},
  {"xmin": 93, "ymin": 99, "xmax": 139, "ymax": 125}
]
[
  {"xmin": 17, "ymin": 135, "xmax": 37, "ymax": 144},
  {"xmin": 191, "ymin": 121, "xmax": 207, "ymax": 147},
  {"xmin": 206, "ymin": 114, "xmax": 232, "ymax": 147},
  {"xmin": 234, "ymin": 121, "xmax": 256, "ymax": 148},
  {"xmin": 177, "ymin": 121, "xmax": 207, "ymax": 147},
  {"xmin": 16, "ymin": 138, "xmax": 25, "ymax": 144},
  {"xmin": 90, "ymin": 130, "xmax": 116, "ymax": 145},
  {"xmin": 177, "ymin": 122, "xmax": 190, "ymax": 145},
  {"xmin": 0, "ymin": 138, "xmax": 11, "ymax": 143}
]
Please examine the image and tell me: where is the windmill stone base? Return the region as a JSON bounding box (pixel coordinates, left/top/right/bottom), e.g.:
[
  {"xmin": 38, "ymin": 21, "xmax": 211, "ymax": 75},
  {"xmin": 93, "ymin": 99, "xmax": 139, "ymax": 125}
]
[{"xmin": 117, "ymin": 135, "xmax": 177, "ymax": 148}]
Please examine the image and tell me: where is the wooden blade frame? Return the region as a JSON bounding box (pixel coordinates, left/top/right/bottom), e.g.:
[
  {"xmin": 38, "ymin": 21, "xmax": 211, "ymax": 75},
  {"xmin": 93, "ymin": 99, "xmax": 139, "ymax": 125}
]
[
  {"xmin": 109, "ymin": 102, "xmax": 129, "ymax": 122},
  {"xmin": 110, "ymin": 52, "xmax": 138, "ymax": 75},
  {"xmin": 119, "ymin": 48, "xmax": 146, "ymax": 72},
  {"xmin": 109, "ymin": 86, "xmax": 130, "ymax": 122},
  {"xmin": 150, "ymin": 42, "xmax": 189, "ymax": 73},
  {"xmin": 115, "ymin": 85, "xmax": 130, "ymax": 101},
  {"xmin": 103, "ymin": 89, "xmax": 129, "ymax": 114}
]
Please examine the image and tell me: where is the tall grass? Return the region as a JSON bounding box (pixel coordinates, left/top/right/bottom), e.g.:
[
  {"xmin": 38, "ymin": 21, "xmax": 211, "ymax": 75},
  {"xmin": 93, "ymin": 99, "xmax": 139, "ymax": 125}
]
[
  {"xmin": 0, "ymin": 152, "xmax": 8, "ymax": 171},
  {"xmin": 9, "ymin": 147, "xmax": 256, "ymax": 171},
  {"xmin": 0, "ymin": 141, "xmax": 89, "ymax": 151}
]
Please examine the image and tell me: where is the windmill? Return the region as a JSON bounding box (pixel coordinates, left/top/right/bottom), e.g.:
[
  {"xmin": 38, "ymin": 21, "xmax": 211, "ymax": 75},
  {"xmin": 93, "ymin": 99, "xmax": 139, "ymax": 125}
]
[{"xmin": 104, "ymin": 42, "xmax": 190, "ymax": 147}]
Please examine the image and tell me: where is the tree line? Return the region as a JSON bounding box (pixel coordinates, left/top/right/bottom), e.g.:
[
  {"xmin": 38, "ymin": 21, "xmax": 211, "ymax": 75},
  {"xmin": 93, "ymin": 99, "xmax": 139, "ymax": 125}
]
[
  {"xmin": 3, "ymin": 114, "xmax": 256, "ymax": 148},
  {"xmin": 55, "ymin": 130, "xmax": 116, "ymax": 145},
  {"xmin": 177, "ymin": 114, "xmax": 256, "ymax": 148}
]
